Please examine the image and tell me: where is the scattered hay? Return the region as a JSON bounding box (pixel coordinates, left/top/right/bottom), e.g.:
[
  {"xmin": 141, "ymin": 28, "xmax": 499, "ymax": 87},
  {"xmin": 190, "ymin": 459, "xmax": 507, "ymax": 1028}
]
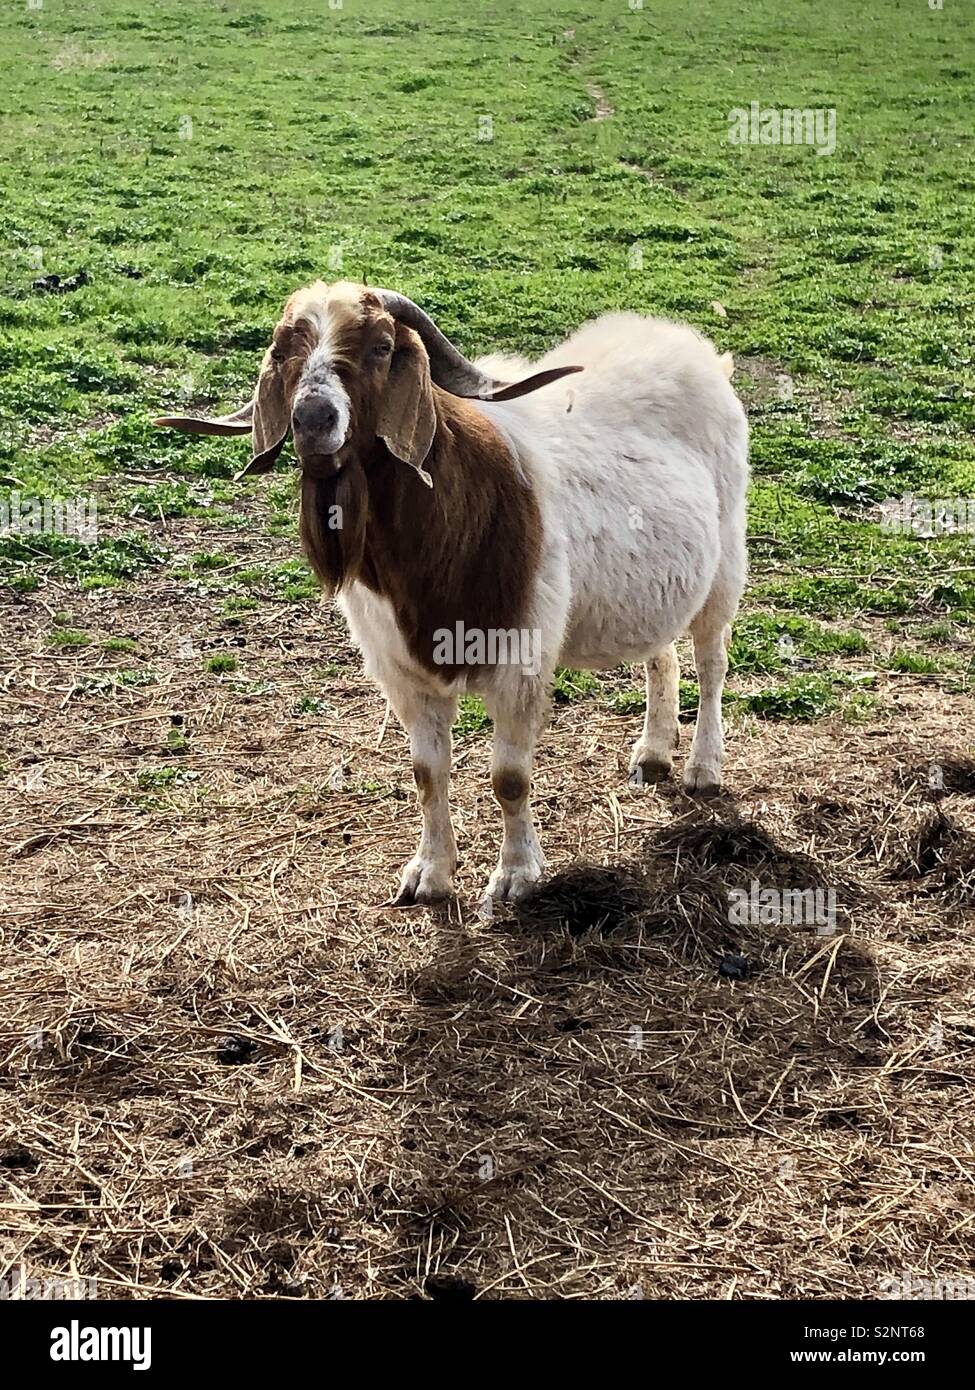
[
  {"xmin": 644, "ymin": 807, "xmax": 852, "ymax": 890},
  {"xmin": 2, "ymin": 507, "xmax": 975, "ymax": 1298}
]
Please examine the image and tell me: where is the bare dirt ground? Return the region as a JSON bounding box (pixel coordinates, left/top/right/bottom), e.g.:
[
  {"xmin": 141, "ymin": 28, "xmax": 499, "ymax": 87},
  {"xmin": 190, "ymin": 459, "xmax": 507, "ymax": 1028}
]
[{"xmin": 2, "ymin": 499, "xmax": 975, "ymax": 1300}]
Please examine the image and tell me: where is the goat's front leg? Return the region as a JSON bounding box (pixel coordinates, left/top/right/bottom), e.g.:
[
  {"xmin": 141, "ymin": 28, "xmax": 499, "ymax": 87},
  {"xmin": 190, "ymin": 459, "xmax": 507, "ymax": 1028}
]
[
  {"xmin": 483, "ymin": 681, "xmax": 548, "ymax": 903},
  {"xmin": 391, "ymin": 688, "xmax": 458, "ymax": 905}
]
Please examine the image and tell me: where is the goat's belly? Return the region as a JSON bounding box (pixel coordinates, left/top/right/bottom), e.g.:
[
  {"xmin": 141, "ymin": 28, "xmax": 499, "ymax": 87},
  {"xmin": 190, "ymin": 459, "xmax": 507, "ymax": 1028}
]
[
  {"xmin": 550, "ymin": 454, "xmax": 722, "ymax": 668},
  {"xmin": 557, "ymin": 528, "xmax": 719, "ymax": 669},
  {"xmin": 559, "ymin": 580, "xmax": 713, "ymax": 667}
]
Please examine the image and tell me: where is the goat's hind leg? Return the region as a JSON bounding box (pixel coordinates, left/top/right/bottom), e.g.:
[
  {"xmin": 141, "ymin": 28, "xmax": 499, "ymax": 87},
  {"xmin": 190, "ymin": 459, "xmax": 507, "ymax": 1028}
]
[
  {"xmin": 391, "ymin": 687, "xmax": 458, "ymax": 905},
  {"xmin": 684, "ymin": 512, "xmax": 745, "ymax": 795},
  {"xmin": 628, "ymin": 643, "xmax": 680, "ymax": 786},
  {"xmin": 684, "ymin": 611, "xmax": 731, "ymax": 796}
]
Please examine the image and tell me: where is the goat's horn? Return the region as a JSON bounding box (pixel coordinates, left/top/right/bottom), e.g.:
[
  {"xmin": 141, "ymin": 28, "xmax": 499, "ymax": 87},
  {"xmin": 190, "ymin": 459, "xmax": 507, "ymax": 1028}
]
[
  {"xmin": 486, "ymin": 365, "xmax": 584, "ymax": 401},
  {"xmin": 153, "ymin": 400, "xmax": 254, "ymax": 435},
  {"xmin": 374, "ymin": 290, "xmax": 583, "ymax": 401}
]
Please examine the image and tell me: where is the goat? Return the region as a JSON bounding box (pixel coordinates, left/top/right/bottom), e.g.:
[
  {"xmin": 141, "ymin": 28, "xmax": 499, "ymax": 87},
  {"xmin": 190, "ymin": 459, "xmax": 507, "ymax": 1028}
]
[{"xmin": 156, "ymin": 281, "xmax": 748, "ymax": 904}]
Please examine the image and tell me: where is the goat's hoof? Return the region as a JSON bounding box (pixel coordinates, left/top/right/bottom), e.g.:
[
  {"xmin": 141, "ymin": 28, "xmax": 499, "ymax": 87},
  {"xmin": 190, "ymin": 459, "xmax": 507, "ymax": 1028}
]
[
  {"xmin": 628, "ymin": 757, "xmax": 672, "ymax": 787},
  {"xmin": 485, "ymin": 861, "xmax": 544, "ymax": 904},
  {"xmin": 391, "ymin": 856, "xmax": 455, "ymax": 907},
  {"xmin": 682, "ymin": 762, "xmax": 722, "ymax": 797}
]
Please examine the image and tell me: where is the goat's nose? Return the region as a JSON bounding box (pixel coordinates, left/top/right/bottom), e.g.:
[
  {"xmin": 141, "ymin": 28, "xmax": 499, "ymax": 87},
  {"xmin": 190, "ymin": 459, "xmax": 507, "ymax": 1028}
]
[{"xmin": 292, "ymin": 398, "xmax": 338, "ymax": 437}]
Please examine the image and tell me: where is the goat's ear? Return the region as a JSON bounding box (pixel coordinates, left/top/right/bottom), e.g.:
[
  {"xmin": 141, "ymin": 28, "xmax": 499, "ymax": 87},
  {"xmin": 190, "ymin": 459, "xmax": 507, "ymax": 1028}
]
[
  {"xmin": 234, "ymin": 349, "xmax": 292, "ymax": 479},
  {"xmin": 377, "ymin": 326, "xmax": 436, "ymax": 486},
  {"xmin": 155, "ymin": 347, "xmax": 292, "ymax": 480}
]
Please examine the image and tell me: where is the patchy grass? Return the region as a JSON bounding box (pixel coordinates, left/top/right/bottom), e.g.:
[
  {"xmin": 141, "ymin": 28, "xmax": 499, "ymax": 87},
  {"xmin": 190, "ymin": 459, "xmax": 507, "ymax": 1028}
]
[
  {"xmin": 736, "ymin": 673, "xmax": 841, "ymax": 722},
  {"xmin": 454, "ymin": 694, "xmax": 490, "ymax": 738},
  {"xmin": 71, "ymin": 668, "xmax": 157, "ymax": 697},
  {"xmin": 553, "ymin": 667, "xmax": 604, "ymax": 702},
  {"xmin": 0, "ymin": 0, "xmax": 970, "ymax": 650},
  {"xmin": 885, "ymin": 648, "xmax": 942, "ymax": 674},
  {"xmin": 205, "ymin": 654, "xmax": 237, "ymax": 675},
  {"xmin": 46, "ymin": 627, "xmax": 89, "ymax": 649},
  {"xmin": 221, "ymin": 596, "xmax": 258, "ymax": 618},
  {"xmin": 0, "ymin": 532, "xmax": 164, "ymax": 592},
  {"xmin": 293, "ymin": 696, "xmax": 327, "ymax": 716},
  {"xmin": 136, "ymin": 766, "xmax": 198, "ymax": 792},
  {"xmin": 730, "ymin": 613, "xmax": 869, "ymax": 674}
]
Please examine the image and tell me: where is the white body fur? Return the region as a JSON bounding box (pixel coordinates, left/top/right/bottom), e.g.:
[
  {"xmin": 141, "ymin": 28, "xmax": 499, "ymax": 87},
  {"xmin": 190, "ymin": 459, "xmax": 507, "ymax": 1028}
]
[{"xmin": 340, "ymin": 312, "xmax": 748, "ymax": 903}]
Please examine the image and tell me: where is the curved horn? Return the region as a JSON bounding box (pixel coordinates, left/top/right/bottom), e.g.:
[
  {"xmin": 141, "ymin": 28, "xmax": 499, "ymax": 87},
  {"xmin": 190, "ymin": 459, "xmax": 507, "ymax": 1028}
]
[
  {"xmin": 374, "ymin": 290, "xmax": 494, "ymax": 397},
  {"xmin": 153, "ymin": 400, "xmax": 254, "ymax": 435},
  {"xmin": 373, "ymin": 290, "xmax": 583, "ymax": 401}
]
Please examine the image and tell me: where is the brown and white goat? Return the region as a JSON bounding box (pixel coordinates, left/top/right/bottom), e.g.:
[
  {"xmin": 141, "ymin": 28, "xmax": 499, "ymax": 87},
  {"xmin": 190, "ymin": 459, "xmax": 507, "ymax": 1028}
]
[{"xmin": 157, "ymin": 280, "xmax": 748, "ymax": 904}]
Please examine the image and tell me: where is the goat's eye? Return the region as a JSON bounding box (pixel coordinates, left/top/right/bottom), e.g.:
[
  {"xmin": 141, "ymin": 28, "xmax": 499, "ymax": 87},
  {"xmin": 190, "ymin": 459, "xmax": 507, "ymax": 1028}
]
[
  {"xmin": 372, "ymin": 340, "xmax": 393, "ymax": 359},
  {"xmin": 270, "ymin": 347, "xmax": 285, "ymax": 363}
]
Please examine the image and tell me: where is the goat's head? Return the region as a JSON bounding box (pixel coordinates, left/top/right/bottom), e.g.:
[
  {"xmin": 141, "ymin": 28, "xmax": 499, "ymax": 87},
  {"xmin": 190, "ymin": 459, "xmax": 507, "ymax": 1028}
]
[{"xmin": 154, "ymin": 280, "xmax": 582, "ymax": 483}]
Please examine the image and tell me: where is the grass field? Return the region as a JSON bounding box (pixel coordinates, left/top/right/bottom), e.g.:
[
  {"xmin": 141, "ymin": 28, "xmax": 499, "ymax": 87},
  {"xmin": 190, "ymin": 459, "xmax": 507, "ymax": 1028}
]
[{"xmin": 2, "ymin": 0, "xmax": 975, "ymax": 1300}]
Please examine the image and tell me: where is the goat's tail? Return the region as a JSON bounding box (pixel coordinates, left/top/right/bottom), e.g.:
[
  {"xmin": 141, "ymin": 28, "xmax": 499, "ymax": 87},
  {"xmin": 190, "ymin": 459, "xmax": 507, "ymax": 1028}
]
[{"xmin": 718, "ymin": 351, "xmax": 735, "ymax": 380}]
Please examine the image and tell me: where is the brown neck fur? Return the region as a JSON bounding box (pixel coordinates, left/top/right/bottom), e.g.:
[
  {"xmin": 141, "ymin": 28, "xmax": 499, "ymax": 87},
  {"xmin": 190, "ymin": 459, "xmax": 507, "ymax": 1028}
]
[{"xmin": 299, "ymin": 390, "xmax": 542, "ymax": 676}]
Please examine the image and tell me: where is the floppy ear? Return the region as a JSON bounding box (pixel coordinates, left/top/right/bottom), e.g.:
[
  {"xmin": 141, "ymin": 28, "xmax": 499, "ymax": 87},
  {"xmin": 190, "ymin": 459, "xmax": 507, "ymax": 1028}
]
[
  {"xmin": 376, "ymin": 325, "xmax": 436, "ymax": 486},
  {"xmin": 153, "ymin": 347, "xmax": 291, "ymax": 480},
  {"xmin": 235, "ymin": 349, "xmax": 291, "ymax": 478}
]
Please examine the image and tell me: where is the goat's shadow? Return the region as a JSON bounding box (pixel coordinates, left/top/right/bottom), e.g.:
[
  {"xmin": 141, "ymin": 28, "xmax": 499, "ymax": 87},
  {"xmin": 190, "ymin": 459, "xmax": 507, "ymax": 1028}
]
[{"xmin": 386, "ymin": 799, "xmax": 882, "ymax": 1294}]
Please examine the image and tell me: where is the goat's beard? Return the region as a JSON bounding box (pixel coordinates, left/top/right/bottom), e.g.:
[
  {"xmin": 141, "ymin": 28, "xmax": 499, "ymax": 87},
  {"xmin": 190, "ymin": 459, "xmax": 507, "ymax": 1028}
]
[{"xmin": 299, "ymin": 456, "xmax": 368, "ymax": 595}]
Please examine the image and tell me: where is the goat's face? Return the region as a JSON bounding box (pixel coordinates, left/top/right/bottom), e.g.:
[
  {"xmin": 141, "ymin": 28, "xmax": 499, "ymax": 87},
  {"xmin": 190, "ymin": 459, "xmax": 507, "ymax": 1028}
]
[
  {"xmin": 154, "ymin": 280, "xmax": 583, "ymax": 483},
  {"xmin": 265, "ymin": 281, "xmax": 436, "ymax": 482}
]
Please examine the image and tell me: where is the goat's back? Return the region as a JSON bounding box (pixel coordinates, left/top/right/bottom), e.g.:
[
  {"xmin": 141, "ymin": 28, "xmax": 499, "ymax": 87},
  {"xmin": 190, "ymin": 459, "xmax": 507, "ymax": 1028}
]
[
  {"xmin": 544, "ymin": 313, "xmax": 740, "ymax": 454},
  {"xmin": 472, "ymin": 312, "xmax": 749, "ymax": 668}
]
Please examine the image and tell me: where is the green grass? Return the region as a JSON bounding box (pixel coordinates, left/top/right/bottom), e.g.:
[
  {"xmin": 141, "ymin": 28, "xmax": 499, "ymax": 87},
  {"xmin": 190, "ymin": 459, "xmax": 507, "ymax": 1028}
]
[
  {"xmin": 136, "ymin": 766, "xmax": 198, "ymax": 791},
  {"xmin": 915, "ymin": 621, "xmax": 956, "ymax": 645},
  {"xmin": 165, "ymin": 726, "xmax": 188, "ymax": 754},
  {"xmin": 205, "ymin": 654, "xmax": 237, "ymax": 674},
  {"xmin": 189, "ymin": 550, "xmax": 234, "ymax": 572},
  {"xmin": 729, "ymin": 612, "xmax": 868, "ymax": 674},
  {"xmin": 221, "ymin": 596, "xmax": 258, "ymax": 617},
  {"xmin": 454, "ymin": 694, "xmax": 490, "ymax": 738},
  {"xmin": 46, "ymin": 627, "xmax": 89, "ymax": 648},
  {"xmin": 1, "ymin": 0, "xmax": 973, "ymax": 715},
  {"xmin": 72, "ymin": 668, "xmax": 156, "ymax": 697},
  {"xmin": 885, "ymin": 648, "xmax": 941, "ymax": 674},
  {"xmin": 0, "ymin": 532, "xmax": 164, "ymax": 592},
  {"xmin": 126, "ymin": 480, "xmax": 234, "ymax": 521},
  {"xmin": 611, "ymin": 689, "xmax": 646, "ymax": 716},
  {"xmin": 293, "ymin": 696, "xmax": 327, "ymax": 716},
  {"xmin": 553, "ymin": 667, "xmax": 604, "ymax": 702},
  {"xmin": 736, "ymin": 674, "xmax": 841, "ymax": 722}
]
